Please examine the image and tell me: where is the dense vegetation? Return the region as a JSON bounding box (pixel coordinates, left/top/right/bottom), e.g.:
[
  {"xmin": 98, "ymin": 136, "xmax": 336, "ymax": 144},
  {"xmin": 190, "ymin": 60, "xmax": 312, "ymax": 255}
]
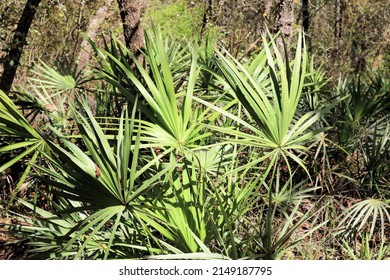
[{"xmin": 0, "ymin": 0, "xmax": 389, "ymax": 260}]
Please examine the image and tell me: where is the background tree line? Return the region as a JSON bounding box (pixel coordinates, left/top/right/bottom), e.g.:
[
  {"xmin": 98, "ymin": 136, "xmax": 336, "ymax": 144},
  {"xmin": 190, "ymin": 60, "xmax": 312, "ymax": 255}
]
[{"xmin": 1, "ymin": 0, "xmax": 389, "ymax": 94}]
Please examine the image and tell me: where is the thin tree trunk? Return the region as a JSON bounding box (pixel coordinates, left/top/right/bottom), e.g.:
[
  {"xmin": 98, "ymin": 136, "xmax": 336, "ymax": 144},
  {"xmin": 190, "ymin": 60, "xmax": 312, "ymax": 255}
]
[
  {"xmin": 264, "ymin": 0, "xmax": 275, "ymax": 23},
  {"xmin": 77, "ymin": 0, "xmax": 113, "ymax": 72},
  {"xmin": 275, "ymin": 0, "xmax": 294, "ymax": 46},
  {"xmin": 264, "ymin": 0, "xmax": 294, "ymax": 53},
  {"xmin": 116, "ymin": 0, "xmax": 144, "ymax": 61},
  {"xmin": 333, "ymin": 0, "xmax": 342, "ymax": 59},
  {"xmin": 272, "ymin": 0, "xmax": 294, "ymax": 55},
  {"xmin": 0, "ymin": 0, "xmax": 41, "ymax": 93}
]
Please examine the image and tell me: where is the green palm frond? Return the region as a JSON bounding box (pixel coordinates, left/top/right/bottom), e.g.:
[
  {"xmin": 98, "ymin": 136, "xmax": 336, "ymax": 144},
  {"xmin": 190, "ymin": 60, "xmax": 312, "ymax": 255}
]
[
  {"xmin": 29, "ymin": 60, "xmax": 87, "ymax": 94},
  {"xmin": 90, "ymin": 29, "xmax": 215, "ymax": 152},
  {"xmin": 195, "ymin": 32, "xmax": 324, "ymax": 177},
  {"xmin": 343, "ymin": 233, "xmax": 390, "ymax": 260},
  {"xmin": 0, "ymin": 90, "xmax": 45, "ymax": 206},
  {"xmin": 337, "ymin": 198, "xmax": 390, "ymax": 239},
  {"xmin": 11, "ymin": 101, "xmax": 172, "ymax": 259}
]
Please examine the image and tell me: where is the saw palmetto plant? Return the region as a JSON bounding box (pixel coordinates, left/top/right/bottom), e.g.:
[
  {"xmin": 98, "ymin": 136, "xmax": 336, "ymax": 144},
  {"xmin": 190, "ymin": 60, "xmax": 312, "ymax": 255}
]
[
  {"xmin": 195, "ymin": 31, "xmax": 325, "ymax": 180},
  {"xmin": 1, "ymin": 27, "xmax": 388, "ymax": 260}
]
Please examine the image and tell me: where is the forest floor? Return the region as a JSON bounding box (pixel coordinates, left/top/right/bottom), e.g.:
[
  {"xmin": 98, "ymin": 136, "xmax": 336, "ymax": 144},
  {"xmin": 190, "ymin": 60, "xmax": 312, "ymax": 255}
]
[{"xmin": 0, "ymin": 217, "xmax": 29, "ymax": 260}]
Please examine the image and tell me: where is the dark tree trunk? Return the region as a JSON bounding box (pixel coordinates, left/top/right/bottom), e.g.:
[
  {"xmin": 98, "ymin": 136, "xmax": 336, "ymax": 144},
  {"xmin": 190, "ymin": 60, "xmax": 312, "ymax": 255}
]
[
  {"xmin": 200, "ymin": 0, "xmax": 213, "ymax": 36},
  {"xmin": 0, "ymin": 0, "xmax": 41, "ymax": 93},
  {"xmin": 116, "ymin": 0, "xmax": 144, "ymax": 60},
  {"xmin": 301, "ymin": 0, "xmax": 311, "ymax": 51},
  {"xmin": 333, "ymin": 0, "xmax": 343, "ymax": 59},
  {"xmin": 301, "ymin": 0, "xmax": 310, "ymax": 32}
]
